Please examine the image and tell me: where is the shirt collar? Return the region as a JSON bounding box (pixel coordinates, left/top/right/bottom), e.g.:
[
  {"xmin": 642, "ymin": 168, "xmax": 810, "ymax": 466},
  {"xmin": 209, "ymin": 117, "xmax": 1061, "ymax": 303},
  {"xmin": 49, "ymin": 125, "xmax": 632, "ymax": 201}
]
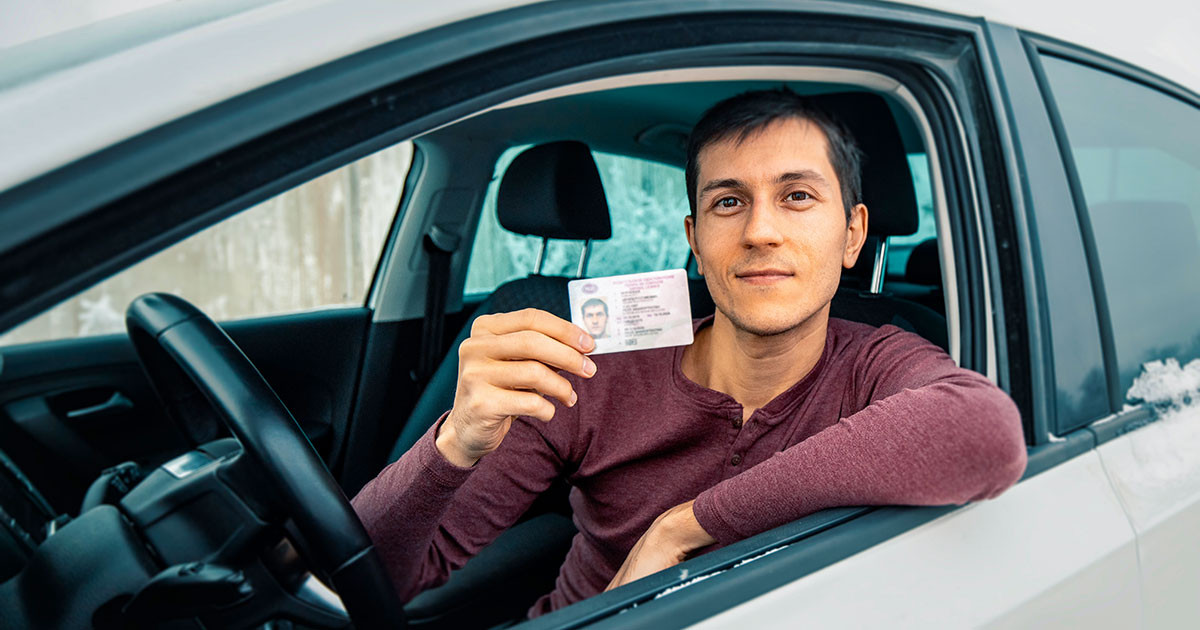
[{"xmin": 669, "ymin": 315, "xmax": 835, "ymax": 425}]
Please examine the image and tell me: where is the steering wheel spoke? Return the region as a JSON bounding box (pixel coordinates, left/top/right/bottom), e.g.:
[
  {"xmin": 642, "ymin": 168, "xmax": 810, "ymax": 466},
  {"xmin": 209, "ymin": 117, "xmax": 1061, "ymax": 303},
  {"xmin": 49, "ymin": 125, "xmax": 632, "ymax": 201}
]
[{"xmin": 125, "ymin": 293, "xmax": 404, "ymax": 629}]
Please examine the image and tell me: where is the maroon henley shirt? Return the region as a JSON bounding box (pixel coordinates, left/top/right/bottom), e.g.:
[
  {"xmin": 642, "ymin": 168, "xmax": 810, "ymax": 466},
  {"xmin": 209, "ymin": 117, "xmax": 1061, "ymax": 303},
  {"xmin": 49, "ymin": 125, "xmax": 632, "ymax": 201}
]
[{"xmin": 352, "ymin": 317, "xmax": 1027, "ymax": 617}]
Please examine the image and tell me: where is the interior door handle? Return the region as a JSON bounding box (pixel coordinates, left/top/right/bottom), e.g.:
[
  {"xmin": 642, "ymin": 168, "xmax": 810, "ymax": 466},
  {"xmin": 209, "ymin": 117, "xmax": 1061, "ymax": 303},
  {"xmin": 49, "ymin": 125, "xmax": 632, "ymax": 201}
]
[{"xmin": 65, "ymin": 391, "xmax": 134, "ymax": 419}]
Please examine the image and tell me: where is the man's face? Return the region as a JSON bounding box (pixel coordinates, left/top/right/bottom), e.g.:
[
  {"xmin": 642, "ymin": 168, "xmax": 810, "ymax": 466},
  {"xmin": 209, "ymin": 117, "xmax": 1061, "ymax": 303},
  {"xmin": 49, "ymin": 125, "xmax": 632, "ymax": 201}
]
[
  {"xmin": 685, "ymin": 117, "xmax": 867, "ymax": 337},
  {"xmin": 582, "ymin": 304, "xmax": 608, "ymax": 337}
]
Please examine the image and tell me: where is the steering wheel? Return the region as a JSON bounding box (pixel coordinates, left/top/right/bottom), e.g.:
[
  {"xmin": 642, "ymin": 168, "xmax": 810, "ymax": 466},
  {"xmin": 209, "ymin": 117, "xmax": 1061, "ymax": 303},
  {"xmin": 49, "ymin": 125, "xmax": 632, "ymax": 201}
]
[{"xmin": 125, "ymin": 293, "xmax": 404, "ymax": 629}]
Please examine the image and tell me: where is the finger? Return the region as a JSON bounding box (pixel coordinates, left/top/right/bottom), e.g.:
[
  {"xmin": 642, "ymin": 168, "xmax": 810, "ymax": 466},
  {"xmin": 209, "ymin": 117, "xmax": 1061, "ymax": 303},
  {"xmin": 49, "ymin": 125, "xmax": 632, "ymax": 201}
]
[
  {"xmin": 487, "ymin": 360, "xmax": 577, "ymax": 407},
  {"xmin": 483, "ymin": 330, "xmax": 597, "ymax": 378},
  {"xmin": 489, "ymin": 388, "xmax": 558, "ymax": 422},
  {"xmin": 473, "ymin": 308, "xmax": 594, "ymax": 353}
]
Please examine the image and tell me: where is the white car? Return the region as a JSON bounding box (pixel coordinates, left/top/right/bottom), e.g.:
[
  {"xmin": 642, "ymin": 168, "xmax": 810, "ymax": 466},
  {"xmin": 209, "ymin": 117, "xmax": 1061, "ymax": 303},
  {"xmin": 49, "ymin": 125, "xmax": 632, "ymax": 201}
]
[{"xmin": 0, "ymin": 1, "xmax": 1198, "ymax": 628}]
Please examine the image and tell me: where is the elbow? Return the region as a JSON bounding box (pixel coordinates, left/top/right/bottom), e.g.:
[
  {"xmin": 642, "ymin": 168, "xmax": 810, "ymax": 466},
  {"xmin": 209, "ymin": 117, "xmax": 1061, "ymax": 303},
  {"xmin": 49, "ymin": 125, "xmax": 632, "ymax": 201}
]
[{"xmin": 967, "ymin": 388, "xmax": 1028, "ymax": 501}]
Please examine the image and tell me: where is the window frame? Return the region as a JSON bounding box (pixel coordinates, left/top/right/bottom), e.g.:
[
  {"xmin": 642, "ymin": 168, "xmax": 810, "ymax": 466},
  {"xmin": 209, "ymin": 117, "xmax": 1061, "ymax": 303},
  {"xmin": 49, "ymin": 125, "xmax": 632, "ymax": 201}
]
[{"xmin": 1022, "ymin": 31, "xmax": 1200, "ymax": 445}]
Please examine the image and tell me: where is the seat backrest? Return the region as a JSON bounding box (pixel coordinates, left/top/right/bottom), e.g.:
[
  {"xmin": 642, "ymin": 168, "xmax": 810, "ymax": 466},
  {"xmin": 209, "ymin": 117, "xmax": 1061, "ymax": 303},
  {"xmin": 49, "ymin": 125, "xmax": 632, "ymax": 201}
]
[
  {"xmin": 807, "ymin": 93, "xmax": 946, "ymax": 347},
  {"xmin": 389, "ymin": 142, "xmax": 611, "ymax": 462}
]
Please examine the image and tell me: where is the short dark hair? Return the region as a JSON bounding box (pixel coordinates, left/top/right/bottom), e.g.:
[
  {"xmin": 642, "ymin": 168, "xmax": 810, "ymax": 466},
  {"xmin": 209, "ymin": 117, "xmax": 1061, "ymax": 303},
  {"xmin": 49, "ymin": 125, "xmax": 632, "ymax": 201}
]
[
  {"xmin": 685, "ymin": 88, "xmax": 864, "ymax": 220},
  {"xmin": 581, "ymin": 298, "xmax": 608, "ymax": 316}
]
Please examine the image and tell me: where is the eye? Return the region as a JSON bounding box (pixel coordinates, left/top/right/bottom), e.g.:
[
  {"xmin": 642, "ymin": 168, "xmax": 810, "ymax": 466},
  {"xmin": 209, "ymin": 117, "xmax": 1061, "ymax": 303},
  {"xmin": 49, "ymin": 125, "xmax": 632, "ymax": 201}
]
[
  {"xmin": 716, "ymin": 197, "xmax": 741, "ymax": 208},
  {"xmin": 786, "ymin": 191, "xmax": 812, "ymax": 202}
]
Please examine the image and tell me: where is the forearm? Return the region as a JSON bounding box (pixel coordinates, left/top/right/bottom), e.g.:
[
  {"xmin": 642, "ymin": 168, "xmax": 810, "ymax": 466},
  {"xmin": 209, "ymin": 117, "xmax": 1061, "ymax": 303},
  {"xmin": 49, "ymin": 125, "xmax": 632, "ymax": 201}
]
[
  {"xmin": 693, "ymin": 372, "xmax": 1027, "ymax": 545},
  {"xmin": 351, "ymin": 414, "xmax": 475, "ymax": 601},
  {"xmin": 655, "ymin": 501, "xmax": 718, "ymax": 556}
]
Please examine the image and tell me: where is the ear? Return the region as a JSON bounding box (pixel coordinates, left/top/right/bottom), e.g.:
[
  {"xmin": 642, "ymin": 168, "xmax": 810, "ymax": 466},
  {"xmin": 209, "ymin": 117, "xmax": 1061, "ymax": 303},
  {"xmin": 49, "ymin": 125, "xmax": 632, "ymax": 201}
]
[
  {"xmin": 842, "ymin": 203, "xmax": 869, "ymax": 269},
  {"xmin": 684, "ymin": 214, "xmax": 704, "ymax": 276}
]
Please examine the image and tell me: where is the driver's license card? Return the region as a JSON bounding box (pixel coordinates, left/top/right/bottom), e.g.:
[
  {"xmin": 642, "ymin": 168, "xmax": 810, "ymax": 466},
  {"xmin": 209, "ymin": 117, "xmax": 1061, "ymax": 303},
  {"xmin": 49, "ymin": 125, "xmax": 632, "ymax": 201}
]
[{"xmin": 568, "ymin": 269, "xmax": 694, "ymax": 355}]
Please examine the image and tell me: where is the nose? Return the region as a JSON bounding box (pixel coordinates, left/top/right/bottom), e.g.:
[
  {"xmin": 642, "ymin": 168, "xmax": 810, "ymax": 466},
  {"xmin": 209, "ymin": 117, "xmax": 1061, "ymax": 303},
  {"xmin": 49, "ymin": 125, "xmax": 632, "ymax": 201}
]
[{"xmin": 741, "ymin": 201, "xmax": 783, "ymax": 248}]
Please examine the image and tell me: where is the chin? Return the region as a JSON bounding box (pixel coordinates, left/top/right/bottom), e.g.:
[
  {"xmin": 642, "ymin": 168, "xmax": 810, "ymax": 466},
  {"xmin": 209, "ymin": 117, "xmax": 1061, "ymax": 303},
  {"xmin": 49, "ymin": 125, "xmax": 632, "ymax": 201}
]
[{"xmin": 722, "ymin": 303, "xmax": 821, "ymax": 337}]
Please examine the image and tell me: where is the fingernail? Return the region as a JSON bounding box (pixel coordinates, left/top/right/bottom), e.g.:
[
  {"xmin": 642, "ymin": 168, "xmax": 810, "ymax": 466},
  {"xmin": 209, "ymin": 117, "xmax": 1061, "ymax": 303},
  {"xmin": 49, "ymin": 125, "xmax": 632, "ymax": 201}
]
[
  {"xmin": 583, "ymin": 357, "xmax": 596, "ymax": 377},
  {"xmin": 580, "ymin": 333, "xmax": 595, "ymax": 352},
  {"xmin": 569, "ymin": 391, "xmax": 578, "ymax": 407}
]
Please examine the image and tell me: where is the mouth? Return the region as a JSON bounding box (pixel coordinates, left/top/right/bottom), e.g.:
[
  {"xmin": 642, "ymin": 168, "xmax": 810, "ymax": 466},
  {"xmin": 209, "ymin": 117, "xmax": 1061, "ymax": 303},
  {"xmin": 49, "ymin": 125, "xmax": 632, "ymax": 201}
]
[{"xmin": 735, "ymin": 268, "xmax": 794, "ymax": 285}]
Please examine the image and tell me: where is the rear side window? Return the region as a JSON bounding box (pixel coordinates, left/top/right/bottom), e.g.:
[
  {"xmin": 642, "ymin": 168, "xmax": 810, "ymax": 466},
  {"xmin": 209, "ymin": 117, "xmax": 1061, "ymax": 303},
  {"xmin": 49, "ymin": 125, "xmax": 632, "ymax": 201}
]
[
  {"xmin": 1041, "ymin": 56, "xmax": 1200, "ymax": 394},
  {"xmin": 464, "ymin": 148, "xmax": 692, "ymax": 295}
]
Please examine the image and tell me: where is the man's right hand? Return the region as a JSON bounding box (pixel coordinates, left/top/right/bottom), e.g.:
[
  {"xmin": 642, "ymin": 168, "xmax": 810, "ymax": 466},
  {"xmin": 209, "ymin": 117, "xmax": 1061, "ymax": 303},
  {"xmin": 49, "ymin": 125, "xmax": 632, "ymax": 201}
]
[{"xmin": 437, "ymin": 308, "xmax": 596, "ymax": 467}]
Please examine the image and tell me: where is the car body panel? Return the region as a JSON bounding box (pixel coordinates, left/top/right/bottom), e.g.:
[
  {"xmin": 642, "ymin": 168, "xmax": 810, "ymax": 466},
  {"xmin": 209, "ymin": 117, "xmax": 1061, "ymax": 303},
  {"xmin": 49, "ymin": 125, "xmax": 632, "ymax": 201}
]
[
  {"xmin": 1097, "ymin": 408, "xmax": 1200, "ymax": 626},
  {"xmin": 0, "ymin": 0, "xmax": 532, "ymax": 197},
  {"xmin": 687, "ymin": 451, "xmax": 1141, "ymax": 628}
]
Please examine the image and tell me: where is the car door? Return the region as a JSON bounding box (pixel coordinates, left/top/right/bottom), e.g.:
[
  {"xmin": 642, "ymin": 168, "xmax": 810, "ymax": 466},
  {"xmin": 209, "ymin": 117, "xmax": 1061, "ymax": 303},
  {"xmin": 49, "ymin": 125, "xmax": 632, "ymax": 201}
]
[
  {"xmin": 0, "ymin": 142, "xmax": 414, "ymax": 514},
  {"xmin": 625, "ymin": 21, "xmax": 1145, "ymax": 630},
  {"xmin": 1028, "ymin": 40, "xmax": 1200, "ymax": 626}
]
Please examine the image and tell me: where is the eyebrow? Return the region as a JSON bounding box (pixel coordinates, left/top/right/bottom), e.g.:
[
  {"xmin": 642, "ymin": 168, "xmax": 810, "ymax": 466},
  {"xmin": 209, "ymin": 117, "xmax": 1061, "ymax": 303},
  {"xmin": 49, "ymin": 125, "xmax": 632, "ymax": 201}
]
[
  {"xmin": 698, "ymin": 178, "xmax": 744, "ymax": 198},
  {"xmin": 776, "ymin": 169, "xmax": 831, "ymax": 189},
  {"xmin": 698, "ymin": 169, "xmax": 832, "ymax": 199}
]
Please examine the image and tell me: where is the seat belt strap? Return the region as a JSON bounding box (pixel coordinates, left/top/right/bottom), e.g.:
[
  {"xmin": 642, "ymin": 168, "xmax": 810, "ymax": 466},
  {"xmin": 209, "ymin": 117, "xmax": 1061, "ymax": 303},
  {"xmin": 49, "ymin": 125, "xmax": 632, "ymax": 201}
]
[{"xmin": 414, "ymin": 224, "xmax": 459, "ymax": 384}]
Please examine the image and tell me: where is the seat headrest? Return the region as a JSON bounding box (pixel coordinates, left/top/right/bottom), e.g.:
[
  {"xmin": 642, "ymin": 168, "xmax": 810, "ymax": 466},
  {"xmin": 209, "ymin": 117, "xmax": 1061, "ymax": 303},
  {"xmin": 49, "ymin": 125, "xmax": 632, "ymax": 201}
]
[
  {"xmin": 810, "ymin": 93, "xmax": 919, "ymax": 237},
  {"xmin": 905, "ymin": 238, "xmax": 941, "ymax": 285},
  {"xmin": 497, "ymin": 141, "xmax": 612, "ymax": 240}
]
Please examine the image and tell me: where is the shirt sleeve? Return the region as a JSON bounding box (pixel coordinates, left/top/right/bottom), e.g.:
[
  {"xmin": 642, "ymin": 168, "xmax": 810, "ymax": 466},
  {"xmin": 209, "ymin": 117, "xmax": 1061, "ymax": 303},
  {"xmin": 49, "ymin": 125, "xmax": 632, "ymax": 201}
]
[
  {"xmin": 691, "ymin": 327, "xmax": 1027, "ymax": 546},
  {"xmin": 351, "ymin": 403, "xmax": 578, "ymax": 601}
]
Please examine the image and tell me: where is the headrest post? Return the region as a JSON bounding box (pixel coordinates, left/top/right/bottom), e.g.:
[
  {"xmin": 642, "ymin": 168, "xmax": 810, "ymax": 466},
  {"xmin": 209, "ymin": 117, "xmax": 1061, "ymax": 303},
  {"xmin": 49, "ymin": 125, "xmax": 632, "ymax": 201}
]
[
  {"xmin": 534, "ymin": 237, "xmax": 548, "ymax": 275},
  {"xmin": 576, "ymin": 240, "xmax": 592, "ymax": 278},
  {"xmin": 869, "ymin": 238, "xmax": 889, "ymax": 294}
]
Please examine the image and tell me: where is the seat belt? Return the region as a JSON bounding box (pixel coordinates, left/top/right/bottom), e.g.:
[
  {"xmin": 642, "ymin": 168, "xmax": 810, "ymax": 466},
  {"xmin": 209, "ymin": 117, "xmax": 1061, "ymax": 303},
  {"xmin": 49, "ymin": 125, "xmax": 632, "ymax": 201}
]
[{"xmin": 413, "ymin": 224, "xmax": 460, "ymax": 384}]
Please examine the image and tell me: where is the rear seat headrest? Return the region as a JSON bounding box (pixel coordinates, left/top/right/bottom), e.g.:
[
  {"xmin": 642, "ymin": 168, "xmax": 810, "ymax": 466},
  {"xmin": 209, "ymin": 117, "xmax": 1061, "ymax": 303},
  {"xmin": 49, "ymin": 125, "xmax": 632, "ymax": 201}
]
[
  {"xmin": 497, "ymin": 141, "xmax": 612, "ymax": 241},
  {"xmin": 905, "ymin": 239, "xmax": 942, "ymax": 286},
  {"xmin": 810, "ymin": 93, "xmax": 919, "ymax": 238}
]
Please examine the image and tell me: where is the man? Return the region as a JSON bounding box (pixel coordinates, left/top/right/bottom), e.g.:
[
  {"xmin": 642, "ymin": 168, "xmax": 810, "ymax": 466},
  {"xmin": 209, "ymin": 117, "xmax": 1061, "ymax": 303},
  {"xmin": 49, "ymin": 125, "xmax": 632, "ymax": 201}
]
[
  {"xmin": 580, "ymin": 297, "xmax": 609, "ymax": 338},
  {"xmin": 352, "ymin": 88, "xmax": 1027, "ymax": 617}
]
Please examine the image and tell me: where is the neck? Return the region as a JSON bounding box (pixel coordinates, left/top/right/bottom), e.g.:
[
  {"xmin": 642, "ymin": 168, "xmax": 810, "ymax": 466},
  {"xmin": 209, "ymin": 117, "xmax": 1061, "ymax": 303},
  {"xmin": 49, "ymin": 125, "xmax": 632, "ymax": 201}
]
[{"xmin": 682, "ymin": 308, "xmax": 829, "ymax": 417}]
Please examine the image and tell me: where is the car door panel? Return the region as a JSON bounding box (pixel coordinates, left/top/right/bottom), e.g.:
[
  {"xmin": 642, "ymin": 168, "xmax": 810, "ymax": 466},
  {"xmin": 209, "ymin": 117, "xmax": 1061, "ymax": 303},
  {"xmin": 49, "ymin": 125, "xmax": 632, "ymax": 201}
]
[
  {"xmin": 1097, "ymin": 413, "xmax": 1200, "ymax": 627},
  {"xmin": 0, "ymin": 307, "xmax": 371, "ymax": 513},
  {"xmin": 688, "ymin": 452, "xmax": 1141, "ymax": 628}
]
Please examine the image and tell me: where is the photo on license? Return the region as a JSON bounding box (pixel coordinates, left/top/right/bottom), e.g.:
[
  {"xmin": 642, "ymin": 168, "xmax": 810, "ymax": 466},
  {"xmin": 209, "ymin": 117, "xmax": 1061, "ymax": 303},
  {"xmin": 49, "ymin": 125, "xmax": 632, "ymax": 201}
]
[{"xmin": 568, "ymin": 269, "xmax": 694, "ymax": 355}]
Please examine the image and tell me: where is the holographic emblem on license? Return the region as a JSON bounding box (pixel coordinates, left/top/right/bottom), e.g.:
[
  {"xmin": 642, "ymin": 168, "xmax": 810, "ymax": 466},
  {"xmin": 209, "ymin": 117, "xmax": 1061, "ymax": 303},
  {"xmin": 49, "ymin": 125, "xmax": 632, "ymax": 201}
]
[{"xmin": 568, "ymin": 269, "xmax": 694, "ymax": 355}]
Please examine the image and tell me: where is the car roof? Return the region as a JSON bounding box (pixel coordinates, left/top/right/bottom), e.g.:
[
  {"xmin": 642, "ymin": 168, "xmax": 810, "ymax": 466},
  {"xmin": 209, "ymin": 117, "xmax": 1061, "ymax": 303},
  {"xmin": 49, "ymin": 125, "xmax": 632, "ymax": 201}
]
[{"xmin": 0, "ymin": 0, "xmax": 1196, "ymax": 197}]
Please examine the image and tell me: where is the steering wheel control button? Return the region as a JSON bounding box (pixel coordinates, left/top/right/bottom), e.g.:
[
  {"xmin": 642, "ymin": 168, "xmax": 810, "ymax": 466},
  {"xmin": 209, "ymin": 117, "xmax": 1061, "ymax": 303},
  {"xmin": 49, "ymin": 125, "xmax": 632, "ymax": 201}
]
[{"xmin": 162, "ymin": 451, "xmax": 214, "ymax": 479}]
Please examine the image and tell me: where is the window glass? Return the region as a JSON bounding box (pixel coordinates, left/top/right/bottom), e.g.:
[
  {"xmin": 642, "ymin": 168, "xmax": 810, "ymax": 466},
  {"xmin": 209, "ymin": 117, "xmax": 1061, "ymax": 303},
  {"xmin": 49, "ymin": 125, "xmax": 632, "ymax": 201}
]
[
  {"xmin": 1041, "ymin": 56, "xmax": 1200, "ymax": 394},
  {"xmin": 465, "ymin": 148, "xmax": 692, "ymax": 295},
  {"xmin": 0, "ymin": 142, "xmax": 413, "ymax": 346},
  {"xmin": 885, "ymin": 153, "xmax": 937, "ymax": 277}
]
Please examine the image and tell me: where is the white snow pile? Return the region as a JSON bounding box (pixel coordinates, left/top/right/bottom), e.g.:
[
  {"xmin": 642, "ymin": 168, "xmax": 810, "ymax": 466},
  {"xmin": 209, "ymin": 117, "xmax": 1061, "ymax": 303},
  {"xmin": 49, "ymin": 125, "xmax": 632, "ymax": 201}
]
[{"xmin": 1127, "ymin": 358, "xmax": 1200, "ymax": 410}]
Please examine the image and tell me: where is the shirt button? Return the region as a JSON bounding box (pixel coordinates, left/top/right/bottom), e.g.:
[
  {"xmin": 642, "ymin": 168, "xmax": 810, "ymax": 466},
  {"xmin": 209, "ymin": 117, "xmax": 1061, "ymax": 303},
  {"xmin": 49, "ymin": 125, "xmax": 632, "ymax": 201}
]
[
  {"xmin": 730, "ymin": 454, "xmax": 742, "ymax": 466},
  {"xmin": 731, "ymin": 417, "xmax": 742, "ymax": 429}
]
